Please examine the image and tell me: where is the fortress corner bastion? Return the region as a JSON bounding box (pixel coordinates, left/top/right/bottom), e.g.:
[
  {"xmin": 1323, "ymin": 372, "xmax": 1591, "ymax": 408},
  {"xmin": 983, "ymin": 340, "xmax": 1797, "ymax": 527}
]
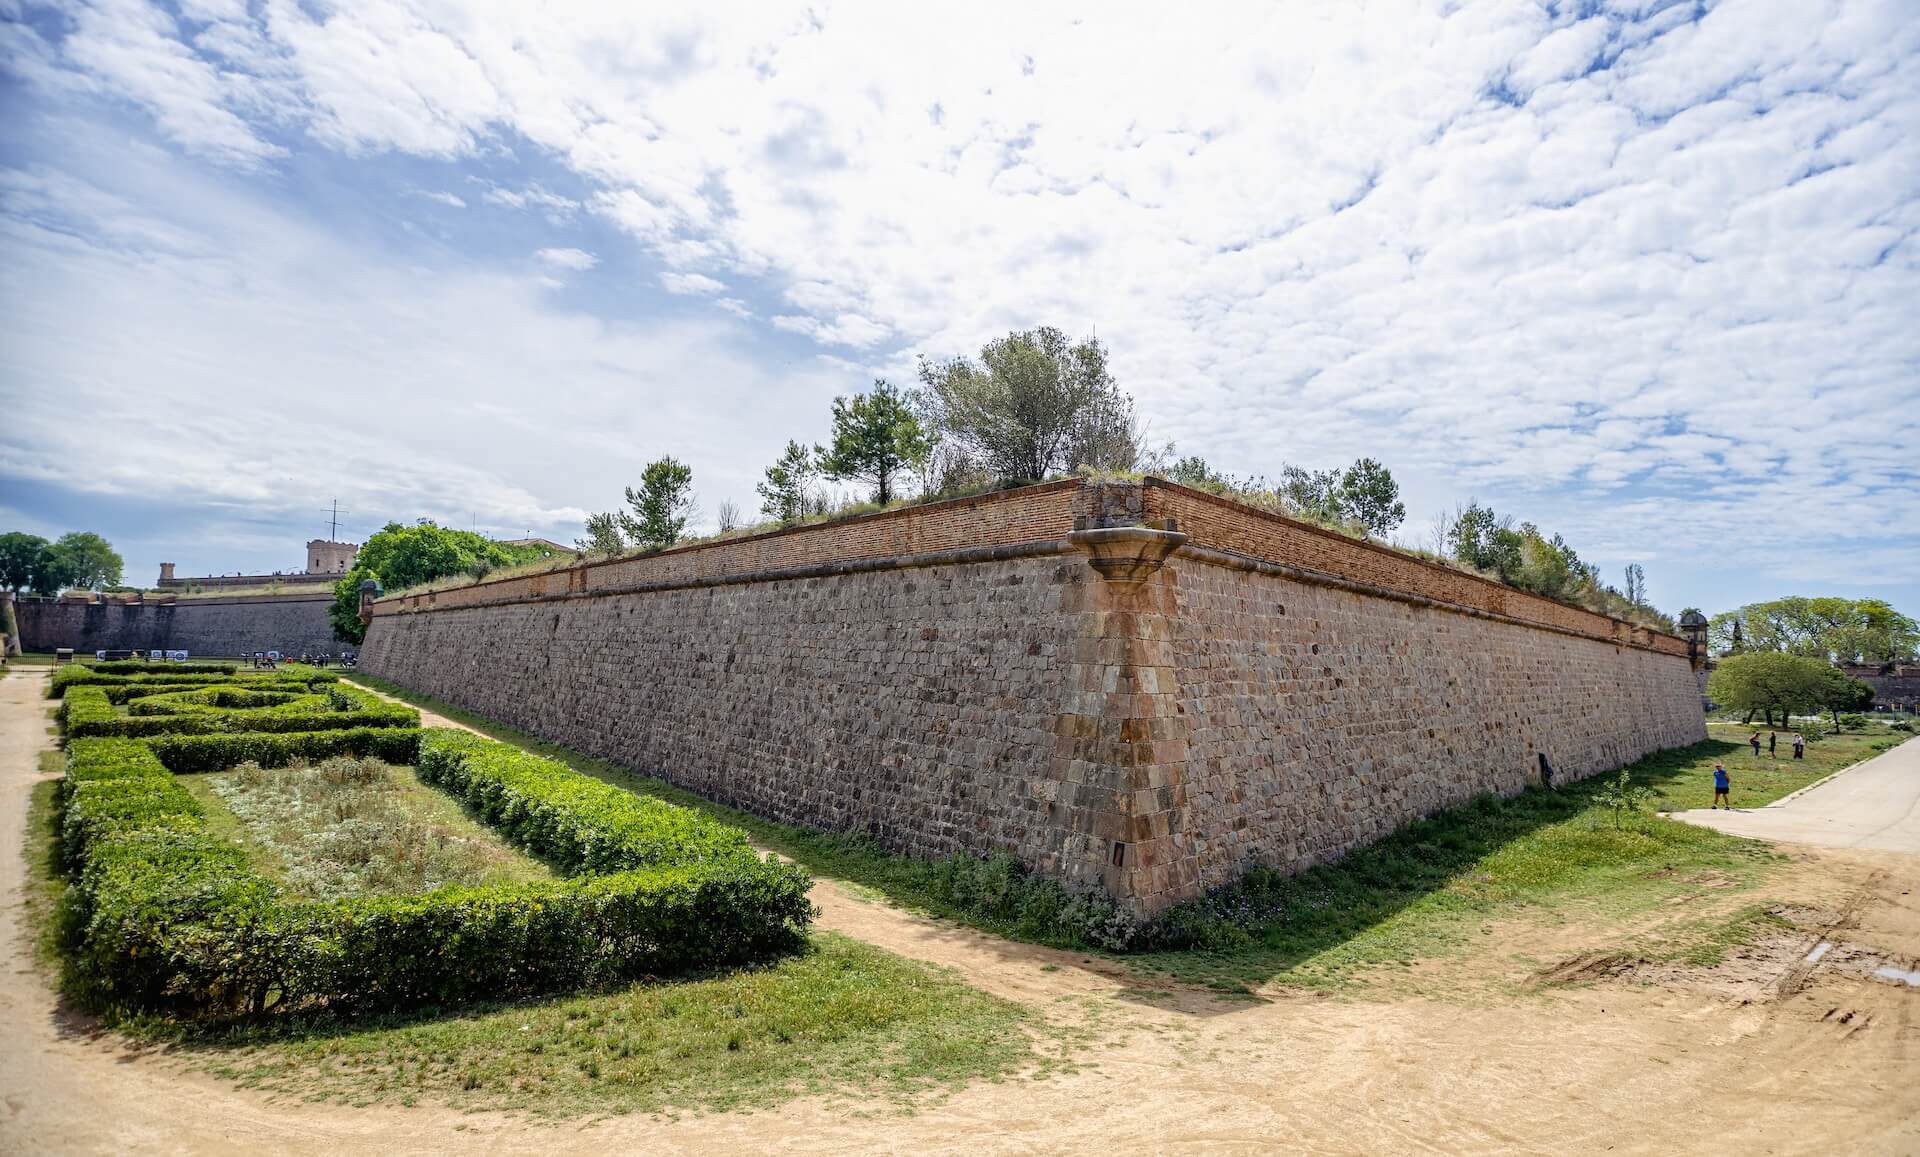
[{"xmin": 359, "ymin": 478, "xmax": 1706, "ymax": 915}]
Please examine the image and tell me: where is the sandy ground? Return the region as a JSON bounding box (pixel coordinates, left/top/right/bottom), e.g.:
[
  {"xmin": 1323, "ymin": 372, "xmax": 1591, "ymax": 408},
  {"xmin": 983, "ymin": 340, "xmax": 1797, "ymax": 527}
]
[
  {"xmin": 1672, "ymin": 734, "xmax": 1920, "ymax": 853},
  {"xmin": 3, "ymin": 666, "xmax": 1917, "ymax": 1155}
]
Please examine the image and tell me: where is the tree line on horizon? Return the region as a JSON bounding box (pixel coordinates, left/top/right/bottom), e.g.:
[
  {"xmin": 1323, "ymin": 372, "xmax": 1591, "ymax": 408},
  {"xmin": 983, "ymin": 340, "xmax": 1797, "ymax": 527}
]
[{"xmin": 0, "ymin": 530, "xmax": 123, "ymax": 596}]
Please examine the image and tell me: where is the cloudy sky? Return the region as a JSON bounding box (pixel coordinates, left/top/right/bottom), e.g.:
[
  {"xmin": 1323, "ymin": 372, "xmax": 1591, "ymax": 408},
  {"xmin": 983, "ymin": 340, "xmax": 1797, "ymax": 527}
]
[{"xmin": 1, "ymin": 0, "xmax": 1914, "ymax": 616}]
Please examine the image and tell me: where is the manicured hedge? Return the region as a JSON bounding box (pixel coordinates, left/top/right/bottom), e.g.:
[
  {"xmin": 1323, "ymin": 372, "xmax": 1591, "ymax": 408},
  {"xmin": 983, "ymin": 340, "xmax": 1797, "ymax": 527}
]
[
  {"xmin": 56, "ymin": 728, "xmax": 812, "ymax": 1019},
  {"xmin": 85, "ymin": 661, "xmax": 237, "ymax": 676},
  {"xmin": 108, "ymin": 679, "xmax": 326, "ymax": 704},
  {"xmin": 50, "ymin": 667, "xmax": 339, "ymax": 698},
  {"xmin": 127, "ymin": 687, "xmax": 315, "ymax": 712},
  {"xmin": 62, "ymin": 687, "xmax": 415, "ymax": 740},
  {"xmin": 147, "ymin": 727, "xmax": 424, "ymax": 773},
  {"xmin": 416, "ymin": 729, "xmax": 757, "ymax": 871}
]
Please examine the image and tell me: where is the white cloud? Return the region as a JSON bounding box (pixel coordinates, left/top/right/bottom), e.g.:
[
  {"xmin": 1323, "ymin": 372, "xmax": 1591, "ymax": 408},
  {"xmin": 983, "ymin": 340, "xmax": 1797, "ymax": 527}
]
[
  {"xmin": 660, "ymin": 271, "xmax": 724, "ymax": 295},
  {"xmin": 4, "ymin": 0, "xmax": 1918, "ymax": 609},
  {"xmin": 533, "ymin": 246, "xmax": 596, "ymax": 270},
  {"xmin": 0, "ymin": 131, "xmax": 846, "ymax": 560},
  {"xmin": 417, "ymin": 189, "xmax": 465, "ymax": 208},
  {"xmin": 473, "ymin": 179, "xmax": 579, "ymax": 220},
  {"xmin": 45, "ymin": 0, "xmax": 285, "ymax": 166}
]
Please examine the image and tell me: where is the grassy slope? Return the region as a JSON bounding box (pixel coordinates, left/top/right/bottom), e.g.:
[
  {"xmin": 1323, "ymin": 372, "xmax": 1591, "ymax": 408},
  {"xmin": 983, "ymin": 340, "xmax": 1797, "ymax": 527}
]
[{"xmin": 344, "ymin": 672, "xmax": 1911, "ymax": 994}]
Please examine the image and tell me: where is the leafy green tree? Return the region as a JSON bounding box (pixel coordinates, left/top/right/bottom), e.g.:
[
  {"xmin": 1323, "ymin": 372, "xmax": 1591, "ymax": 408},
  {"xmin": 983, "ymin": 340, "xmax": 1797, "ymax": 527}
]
[
  {"xmin": 1337, "ymin": 457, "xmax": 1405, "ymax": 536},
  {"xmin": 1817, "ymin": 666, "xmax": 1876, "ymax": 731},
  {"xmin": 917, "ymin": 326, "xmax": 1139, "ymax": 483},
  {"xmin": 1446, "ymin": 501, "xmax": 1506, "ymax": 570},
  {"xmin": 1706, "ymin": 652, "xmax": 1831, "ymax": 726},
  {"xmin": 575, "ymin": 512, "xmax": 624, "ymax": 556},
  {"xmin": 329, "ymin": 521, "xmax": 526, "ymax": 643},
  {"xmin": 0, "ymin": 532, "xmax": 49, "ymax": 593},
  {"xmin": 1706, "ymin": 597, "xmax": 1917, "ymax": 661},
  {"xmin": 47, "ymin": 532, "xmax": 122, "ymax": 591},
  {"xmin": 619, "ymin": 456, "xmax": 696, "ymax": 549},
  {"xmin": 757, "ymin": 440, "xmax": 818, "ymax": 524},
  {"xmin": 816, "ymin": 380, "xmax": 930, "ymax": 505},
  {"xmin": 329, "ymin": 566, "xmax": 380, "ymax": 644}
]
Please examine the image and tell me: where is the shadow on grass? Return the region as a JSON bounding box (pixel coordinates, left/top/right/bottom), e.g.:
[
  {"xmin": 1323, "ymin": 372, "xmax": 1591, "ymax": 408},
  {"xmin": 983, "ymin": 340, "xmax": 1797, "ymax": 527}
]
[{"xmin": 1125, "ymin": 739, "xmax": 1775, "ymax": 989}]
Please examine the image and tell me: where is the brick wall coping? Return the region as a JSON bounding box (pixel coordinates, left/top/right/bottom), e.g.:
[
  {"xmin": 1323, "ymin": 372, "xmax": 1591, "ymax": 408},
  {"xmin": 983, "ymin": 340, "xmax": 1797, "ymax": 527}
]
[
  {"xmin": 370, "ymin": 476, "xmax": 1084, "ymax": 612},
  {"xmin": 370, "ymin": 539, "xmax": 1081, "ymax": 617},
  {"xmin": 1141, "ymin": 477, "xmax": 1690, "ymax": 654},
  {"xmin": 1176, "ymin": 542, "xmax": 1685, "ymax": 656},
  {"xmin": 366, "ymin": 473, "xmax": 1685, "ymax": 657}
]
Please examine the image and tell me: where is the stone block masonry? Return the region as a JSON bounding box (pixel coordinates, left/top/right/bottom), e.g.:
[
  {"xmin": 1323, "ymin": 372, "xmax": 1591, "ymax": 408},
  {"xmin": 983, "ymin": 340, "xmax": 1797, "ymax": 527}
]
[
  {"xmin": 361, "ymin": 478, "xmax": 1706, "ymax": 914},
  {"xmin": 16, "ymin": 591, "xmax": 339, "ymax": 657}
]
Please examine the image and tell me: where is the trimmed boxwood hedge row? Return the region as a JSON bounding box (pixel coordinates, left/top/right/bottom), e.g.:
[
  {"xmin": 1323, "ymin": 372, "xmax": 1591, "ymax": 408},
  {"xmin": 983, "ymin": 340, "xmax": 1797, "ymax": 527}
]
[
  {"xmin": 56, "ymin": 708, "xmax": 812, "ymax": 1020},
  {"xmin": 146, "ymin": 727, "xmax": 425, "ymax": 772},
  {"xmin": 49, "ymin": 666, "xmax": 340, "ymax": 698},
  {"xmin": 60, "ymin": 687, "xmax": 417, "ymax": 740},
  {"xmin": 126, "ymin": 687, "xmax": 313, "ymax": 712},
  {"xmin": 106, "ymin": 678, "xmax": 328, "ymax": 704},
  {"xmin": 416, "ymin": 730, "xmax": 758, "ymax": 872},
  {"xmin": 84, "ymin": 661, "xmax": 238, "ymax": 676}
]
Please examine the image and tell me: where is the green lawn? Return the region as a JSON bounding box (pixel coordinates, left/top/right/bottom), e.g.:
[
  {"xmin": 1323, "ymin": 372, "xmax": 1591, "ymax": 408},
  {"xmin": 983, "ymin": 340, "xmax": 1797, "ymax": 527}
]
[
  {"xmin": 196, "ymin": 933, "xmax": 1043, "ymax": 1117},
  {"xmin": 1648, "ymin": 722, "xmax": 1906, "ymax": 811}
]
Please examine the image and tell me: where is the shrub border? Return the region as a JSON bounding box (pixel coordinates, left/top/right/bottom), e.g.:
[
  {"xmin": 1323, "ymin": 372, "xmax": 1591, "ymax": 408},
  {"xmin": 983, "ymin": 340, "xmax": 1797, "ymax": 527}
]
[{"xmin": 58, "ymin": 711, "xmax": 812, "ymax": 1020}]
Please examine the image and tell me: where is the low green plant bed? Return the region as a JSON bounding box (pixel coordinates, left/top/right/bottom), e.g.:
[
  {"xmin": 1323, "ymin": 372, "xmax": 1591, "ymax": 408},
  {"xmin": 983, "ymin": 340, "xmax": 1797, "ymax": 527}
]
[
  {"xmin": 54, "ymin": 688, "xmax": 813, "ymax": 1021},
  {"xmin": 186, "ymin": 756, "xmax": 556, "ymax": 900},
  {"xmin": 83, "ymin": 661, "xmax": 238, "ymax": 676},
  {"xmin": 48, "ymin": 665, "xmax": 339, "ymax": 699},
  {"xmin": 61, "ymin": 683, "xmax": 418, "ymax": 738}
]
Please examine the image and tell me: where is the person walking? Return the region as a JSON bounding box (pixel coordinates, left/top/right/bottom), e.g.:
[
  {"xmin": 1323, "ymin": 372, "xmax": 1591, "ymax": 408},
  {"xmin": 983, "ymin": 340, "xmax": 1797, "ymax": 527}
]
[
  {"xmin": 1768, "ymin": 731, "xmax": 1777, "ymax": 757},
  {"xmin": 1749, "ymin": 731, "xmax": 1762, "ymax": 757},
  {"xmin": 1712, "ymin": 763, "xmax": 1732, "ymax": 809},
  {"xmin": 1792, "ymin": 732, "xmax": 1806, "ymax": 759}
]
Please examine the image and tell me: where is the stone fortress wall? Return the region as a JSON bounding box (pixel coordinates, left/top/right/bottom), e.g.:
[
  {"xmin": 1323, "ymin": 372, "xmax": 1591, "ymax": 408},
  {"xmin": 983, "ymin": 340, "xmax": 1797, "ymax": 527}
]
[
  {"xmin": 359, "ymin": 478, "xmax": 1705, "ymax": 914},
  {"xmin": 15, "ymin": 591, "xmax": 339, "ymax": 657}
]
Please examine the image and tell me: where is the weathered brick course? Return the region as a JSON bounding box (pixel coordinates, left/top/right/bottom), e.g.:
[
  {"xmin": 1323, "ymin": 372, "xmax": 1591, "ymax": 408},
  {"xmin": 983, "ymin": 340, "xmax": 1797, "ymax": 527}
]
[{"xmin": 361, "ymin": 479, "xmax": 1705, "ymax": 914}]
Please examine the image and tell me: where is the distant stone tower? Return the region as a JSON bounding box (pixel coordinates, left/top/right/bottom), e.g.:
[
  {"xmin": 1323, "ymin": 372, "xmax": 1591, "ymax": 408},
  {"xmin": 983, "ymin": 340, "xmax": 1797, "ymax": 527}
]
[{"xmin": 306, "ymin": 539, "xmax": 359, "ymax": 575}]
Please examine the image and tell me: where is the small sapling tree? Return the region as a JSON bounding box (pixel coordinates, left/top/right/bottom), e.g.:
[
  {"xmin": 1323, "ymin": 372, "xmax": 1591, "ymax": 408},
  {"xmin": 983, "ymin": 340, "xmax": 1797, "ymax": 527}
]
[
  {"xmin": 817, "ymin": 380, "xmax": 930, "ymax": 506},
  {"xmin": 1594, "ymin": 769, "xmax": 1653, "ymax": 828},
  {"xmin": 575, "ymin": 512, "xmax": 625, "ymax": 556},
  {"xmin": 620, "ymin": 456, "xmax": 696, "ymax": 549},
  {"xmin": 757, "ymin": 440, "xmax": 819, "ymax": 525}
]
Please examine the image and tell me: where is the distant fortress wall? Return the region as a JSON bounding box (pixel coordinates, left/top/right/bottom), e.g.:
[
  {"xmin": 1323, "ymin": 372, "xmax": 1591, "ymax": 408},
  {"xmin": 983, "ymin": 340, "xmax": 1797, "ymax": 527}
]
[
  {"xmin": 15, "ymin": 591, "xmax": 338, "ymax": 656},
  {"xmin": 156, "ymin": 538, "xmax": 359, "ymax": 589},
  {"xmin": 359, "ymin": 478, "xmax": 1705, "ymax": 914}
]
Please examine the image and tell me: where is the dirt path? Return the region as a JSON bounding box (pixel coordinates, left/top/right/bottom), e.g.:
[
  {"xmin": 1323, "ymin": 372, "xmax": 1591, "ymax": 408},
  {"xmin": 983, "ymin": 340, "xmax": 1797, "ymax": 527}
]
[{"xmin": 5, "ymin": 671, "xmax": 1918, "ymax": 1154}]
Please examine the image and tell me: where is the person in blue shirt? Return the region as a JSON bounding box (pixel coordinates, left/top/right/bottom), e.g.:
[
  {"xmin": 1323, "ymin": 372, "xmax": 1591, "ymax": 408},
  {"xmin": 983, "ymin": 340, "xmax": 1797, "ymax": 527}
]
[{"xmin": 1712, "ymin": 763, "xmax": 1731, "ymax": 809}]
